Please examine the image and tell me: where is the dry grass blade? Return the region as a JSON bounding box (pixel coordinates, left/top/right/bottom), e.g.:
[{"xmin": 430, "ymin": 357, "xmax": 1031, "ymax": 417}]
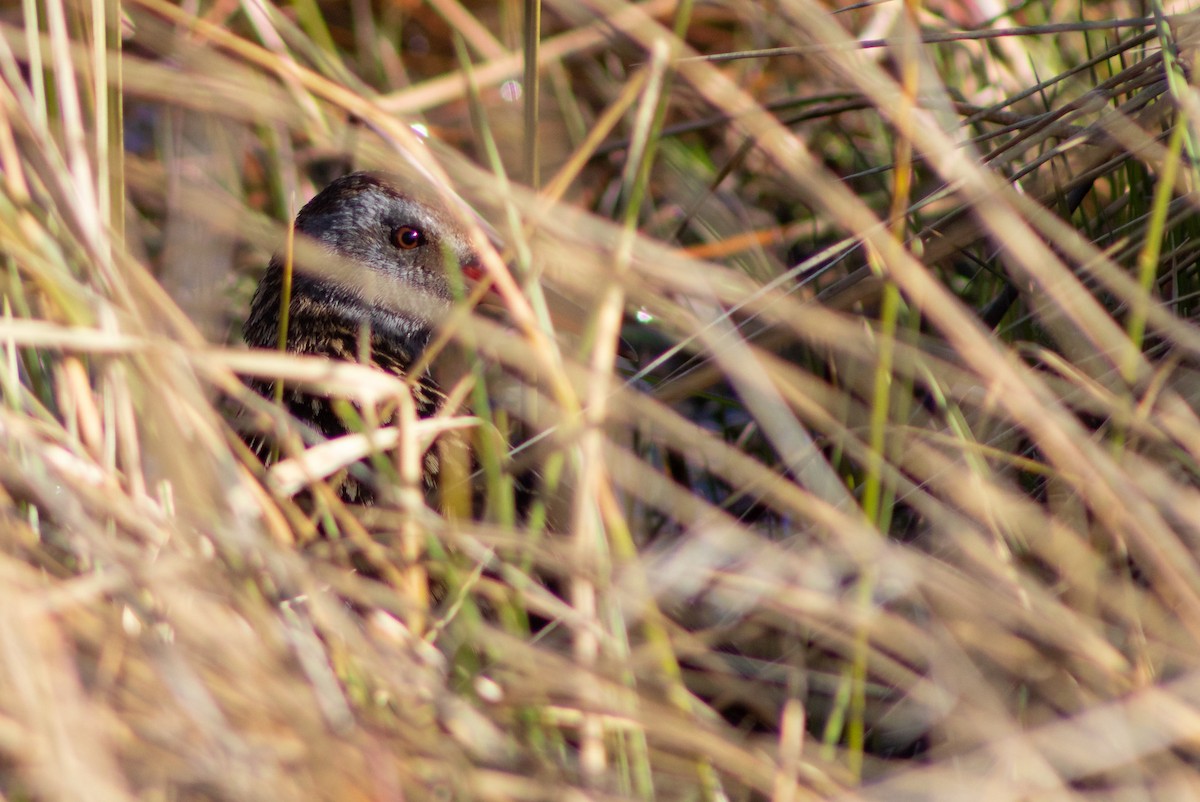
[
  {"xmin": 267, "ymin": 416, "xmax": 480, "ymax": 496},
  {"xmin": 2, "ymin": 1, "xmax": 1200, "ymax": 800}
]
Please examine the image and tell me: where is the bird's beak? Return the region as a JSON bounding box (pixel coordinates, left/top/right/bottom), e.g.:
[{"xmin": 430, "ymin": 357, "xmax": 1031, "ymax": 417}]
[
  {"xmin": 460, "ymin": 259, "xmax": 488, "ymax": 289},
  {"xmin": 459, "ymin": 257, "xmax": 499, "ymax": 304},
  {"xmin": 459, "ymin": 257, "xmax": 510, "ymax": 327}
]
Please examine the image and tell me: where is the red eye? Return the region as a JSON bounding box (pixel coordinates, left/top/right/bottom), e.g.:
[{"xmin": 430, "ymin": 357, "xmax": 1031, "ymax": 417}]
[{"xmin": 392, "ymin": 226, "xmax": 424, "ymax": 250}]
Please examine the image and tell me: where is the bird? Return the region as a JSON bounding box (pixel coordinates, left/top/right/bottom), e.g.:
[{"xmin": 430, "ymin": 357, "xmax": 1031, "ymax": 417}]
[{"xmin": 242, "ymin": 171, "xmax": 483, "ymax": 501}]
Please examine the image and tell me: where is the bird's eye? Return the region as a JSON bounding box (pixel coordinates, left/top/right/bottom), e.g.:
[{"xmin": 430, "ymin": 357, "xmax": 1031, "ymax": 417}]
[{"xmin": 392, "ymin": 225, "xmax": 424, "ymax": 250}]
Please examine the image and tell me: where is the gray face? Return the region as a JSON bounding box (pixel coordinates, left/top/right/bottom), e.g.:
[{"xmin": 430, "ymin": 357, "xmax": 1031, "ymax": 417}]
[
  {"xmin": 293, "ymin": 172, "xmax": 479, "ymax": 323},
  {"xmin": 244, "ymin": 172, "xmax": 481, "ymax": 353}
]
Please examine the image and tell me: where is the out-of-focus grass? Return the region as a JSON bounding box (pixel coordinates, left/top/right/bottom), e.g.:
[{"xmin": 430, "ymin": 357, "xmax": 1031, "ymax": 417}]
[{"xmin": 2, "ymin": 0, "xmax": 1200, "ymax": 799}]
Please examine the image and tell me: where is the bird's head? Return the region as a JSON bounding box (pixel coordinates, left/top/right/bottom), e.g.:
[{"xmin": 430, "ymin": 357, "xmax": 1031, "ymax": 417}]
[{"xmin": 246, "ymin": 172, "xmax": 483, "ymax": 351}]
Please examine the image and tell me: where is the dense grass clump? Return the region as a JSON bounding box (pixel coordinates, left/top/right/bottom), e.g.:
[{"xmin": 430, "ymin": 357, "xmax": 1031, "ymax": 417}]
[{"xmin": 1, "ymin": 1, "xmax": 1199, "ymax": 799}]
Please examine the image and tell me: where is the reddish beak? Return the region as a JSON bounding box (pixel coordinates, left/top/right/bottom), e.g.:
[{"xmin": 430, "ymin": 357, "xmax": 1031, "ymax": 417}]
[
  {"xmin": 461, "ymin": 262, "xmax": 487, "ymax": 286},
  {"xmin": 461, "ymin": 260, "xmax": 504, "ymax": 312}
]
